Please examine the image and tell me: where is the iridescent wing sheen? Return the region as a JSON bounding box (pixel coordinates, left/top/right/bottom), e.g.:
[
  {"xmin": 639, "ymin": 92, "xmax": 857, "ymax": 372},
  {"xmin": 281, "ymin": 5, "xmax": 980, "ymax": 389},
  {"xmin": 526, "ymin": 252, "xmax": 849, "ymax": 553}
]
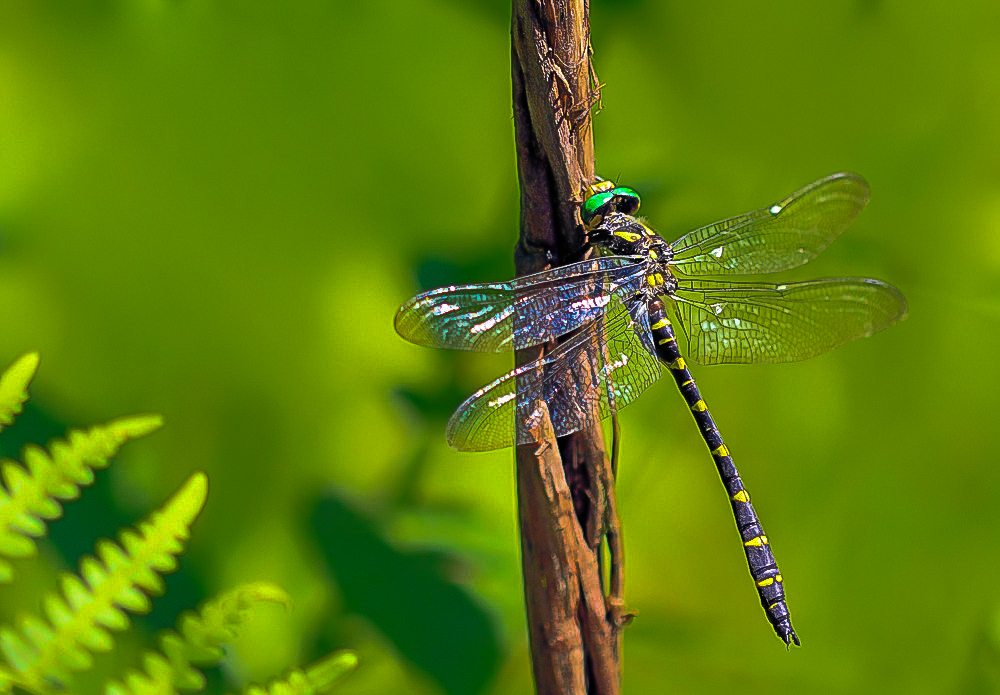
[
  {"xmin": 668, "ymin": 173, "xmax": 870, "ymax": 276},
  {"xmin": 670, "ymin": 277, "xmax": 908, "ymax": 366},
  {"xmin": 394, "ymin": 257, "xmax": 648, "ymax": 352},
  {"xmin": 446, "ymin": 297, "xmax": 662, "ymax": 451}
]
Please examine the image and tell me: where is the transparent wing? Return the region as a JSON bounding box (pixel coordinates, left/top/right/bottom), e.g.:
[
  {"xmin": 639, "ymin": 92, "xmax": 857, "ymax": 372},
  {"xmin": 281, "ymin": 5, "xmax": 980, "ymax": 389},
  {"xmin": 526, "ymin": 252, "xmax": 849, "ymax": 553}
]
[
  {"xmin": 394, "ymin": 257, "xmax": 648, "ymax": 352},
  {"xmin": 446, "ymin": 297, "xmax": 662, "ymax": 451},
  {"xmin": 668, "ymin": 173, "xmax": 870, "ymax": 276},
  {"xmin": 671, "ymin": 277, "xmax": 908, "ymax": 365}
]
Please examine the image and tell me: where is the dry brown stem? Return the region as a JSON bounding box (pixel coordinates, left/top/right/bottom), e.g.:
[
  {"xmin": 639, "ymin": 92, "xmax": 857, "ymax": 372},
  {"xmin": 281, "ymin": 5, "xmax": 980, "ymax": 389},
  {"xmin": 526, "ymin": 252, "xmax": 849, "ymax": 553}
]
[{"xmin": 510, "ymin": 1, "xmax": 628, "ymax": 692}]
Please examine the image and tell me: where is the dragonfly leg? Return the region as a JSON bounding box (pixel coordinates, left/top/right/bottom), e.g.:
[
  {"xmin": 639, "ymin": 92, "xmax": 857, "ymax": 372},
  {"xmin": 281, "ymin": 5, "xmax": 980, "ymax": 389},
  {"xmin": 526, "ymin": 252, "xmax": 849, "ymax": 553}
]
[
  {"xmin": 611, "ymin": 413, "xmax": 621, "ymax": 480},
  {"xmin": 647, "ymin": 297, "xmax": 799, "ymax": 647}
]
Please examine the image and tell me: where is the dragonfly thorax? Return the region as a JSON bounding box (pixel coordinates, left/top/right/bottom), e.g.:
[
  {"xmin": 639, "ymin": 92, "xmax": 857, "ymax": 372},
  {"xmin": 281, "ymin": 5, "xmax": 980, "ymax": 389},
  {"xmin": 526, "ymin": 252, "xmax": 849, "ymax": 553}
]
[
  {"xmin": 589, "ymin": 211, "xmax": 678, "ymax": 296},
  {"xmin": 588, "ymin": 211, "xmax": 649, "ymax": 256},
  {"xmin": 590, "ymin": 211, "xmax": 674, "ymax": 264}
]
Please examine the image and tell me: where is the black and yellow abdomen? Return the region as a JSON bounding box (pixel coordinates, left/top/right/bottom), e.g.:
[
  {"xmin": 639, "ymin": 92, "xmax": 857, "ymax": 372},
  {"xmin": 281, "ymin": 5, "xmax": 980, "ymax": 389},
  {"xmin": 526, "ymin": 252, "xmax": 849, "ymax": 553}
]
[{"xmin": 647, "ymin": 297, "xmax": 799, "ymax": 647}]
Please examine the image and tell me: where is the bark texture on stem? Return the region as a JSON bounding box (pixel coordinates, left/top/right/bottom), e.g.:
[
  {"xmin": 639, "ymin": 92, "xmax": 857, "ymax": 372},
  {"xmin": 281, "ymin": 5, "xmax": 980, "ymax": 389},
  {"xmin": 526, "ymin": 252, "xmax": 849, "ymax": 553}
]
[{"xmin": 511, "ymin": 1, "xmax": 623, "ymax": 692}]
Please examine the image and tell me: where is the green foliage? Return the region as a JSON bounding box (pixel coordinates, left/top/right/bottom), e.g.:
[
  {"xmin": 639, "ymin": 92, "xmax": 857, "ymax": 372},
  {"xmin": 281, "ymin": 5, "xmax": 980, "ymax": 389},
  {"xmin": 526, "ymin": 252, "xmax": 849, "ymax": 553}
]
[
  {"xmin": 0, "ymin": 353, "xmax": 37, "ymax": 436},
  {"xmin": 0, "ymin": 355, "xmax": 357, "ymax": 694},
  {"xmin": 238, "ymin": 651, "xmax": 359, "ymax": 695},
  {"xmin": 0, "ymin": 472, "xmax": 207, "ymax": 693},
  {"xmin": 310, "ymin": 495, "xmax": 500, "ymax": 695},
  {"xmin": 0, "ymin": 406, "xmax": 164, "ymax": 583},
  {"xmin": 104, "ymin": 583, "xmax": 356, "ymax": 695}
]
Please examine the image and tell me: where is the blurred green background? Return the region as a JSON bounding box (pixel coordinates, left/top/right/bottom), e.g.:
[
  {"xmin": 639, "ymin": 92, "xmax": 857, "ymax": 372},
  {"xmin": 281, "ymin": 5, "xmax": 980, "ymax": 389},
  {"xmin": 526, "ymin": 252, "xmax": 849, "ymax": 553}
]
[{"xmin": 0, "ymin": 1, "xmax": 997, "ymax": 693}]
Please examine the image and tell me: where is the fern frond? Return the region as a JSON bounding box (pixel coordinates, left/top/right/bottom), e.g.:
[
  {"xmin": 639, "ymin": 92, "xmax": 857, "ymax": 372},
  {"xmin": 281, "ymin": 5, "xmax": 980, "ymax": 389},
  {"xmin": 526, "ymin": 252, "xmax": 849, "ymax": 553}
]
[
  {"xmin": 238, "ymin": 651, "xmax": 359, "ymax": 695},
  {"xmin": 103, "ymin": 582, "xmax": 292, "ymax": 695},
  {"xmin": 0, "ymin": 353, "xmax": 39, "ymax": 435},
  {"xmin": 0, "ymin": 472, "xmax": 208, "ymax": 694},
  {"xmin": 0, "ymin": 414, "xmax": 163, "ymax": 582}
]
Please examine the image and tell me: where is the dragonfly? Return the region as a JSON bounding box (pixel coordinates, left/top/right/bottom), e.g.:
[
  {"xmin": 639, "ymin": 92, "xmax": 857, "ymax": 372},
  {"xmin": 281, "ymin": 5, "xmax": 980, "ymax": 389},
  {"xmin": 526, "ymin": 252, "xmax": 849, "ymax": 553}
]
[{"xmin": 394, "ymin": 173, "xmax": 908, "ymax": 646}]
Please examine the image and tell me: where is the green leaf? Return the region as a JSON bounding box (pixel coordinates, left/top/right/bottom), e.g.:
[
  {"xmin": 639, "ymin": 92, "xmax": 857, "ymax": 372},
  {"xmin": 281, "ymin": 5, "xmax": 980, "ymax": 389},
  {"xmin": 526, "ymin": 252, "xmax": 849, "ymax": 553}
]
[
  {"xmin": 0, "ymin": 415, "xmax": 164, "ymax": 583},
  {"xmin": 238, "ymin": 651, "xmax": 359, "ymax": 695},
  {"xmin": 0, "ymin": 473, "xmax": 207, "ymax": 693},
  {"xmin": 0, "ymin": 354, "xmax": 39, "ymax": 435},
  {"xmin": 102, "ymin": 581, "xmax": 293, "ymax": 695}
]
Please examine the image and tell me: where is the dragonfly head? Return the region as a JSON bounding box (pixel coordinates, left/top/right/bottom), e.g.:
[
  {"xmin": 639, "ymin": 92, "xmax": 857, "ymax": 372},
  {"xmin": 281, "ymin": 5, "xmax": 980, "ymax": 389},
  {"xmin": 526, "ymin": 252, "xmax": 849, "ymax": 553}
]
[{"xmin": 582, "ymin": 180, "xmax": 641, "ymax": 229}]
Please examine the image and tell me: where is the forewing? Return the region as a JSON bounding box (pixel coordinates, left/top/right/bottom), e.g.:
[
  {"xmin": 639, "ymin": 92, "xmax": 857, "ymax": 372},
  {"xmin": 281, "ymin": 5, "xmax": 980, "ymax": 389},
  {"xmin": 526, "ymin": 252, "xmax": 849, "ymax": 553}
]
[
  {"xmin": 669, "ymin": 173, "xmax": 870, "ymax": 276},
  {"xmin": 394, "ymin": 257, "xmax": 647, "ymax": 352},
  {"xmin": 672, "ymin": 277, "xmax": 908, "ymax": 365},
  {"xmin": 446, "ymin": 298, "xmax": 662, "ymax": 451}
]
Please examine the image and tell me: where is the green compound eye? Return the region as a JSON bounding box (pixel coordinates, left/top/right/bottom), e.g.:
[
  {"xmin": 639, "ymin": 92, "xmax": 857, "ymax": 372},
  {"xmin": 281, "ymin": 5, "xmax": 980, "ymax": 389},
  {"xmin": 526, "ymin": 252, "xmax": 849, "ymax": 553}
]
[
  {"xmin": 581, "ymin": 190, "xmax": 615, "ymax": 226},
  {"xmin": 581, "ymin": 184, "xmax": 641, "ymax": 228}
]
